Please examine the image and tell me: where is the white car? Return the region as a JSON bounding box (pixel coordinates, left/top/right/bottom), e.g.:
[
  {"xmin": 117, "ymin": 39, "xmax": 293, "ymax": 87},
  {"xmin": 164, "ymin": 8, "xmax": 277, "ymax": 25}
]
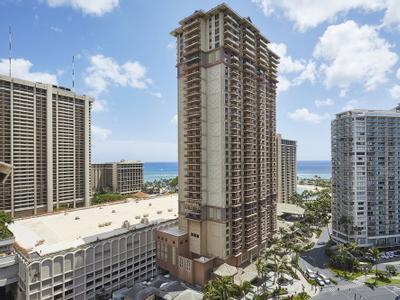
[
  {"xmin": 319, "ymin": 274, "xmax": 330, "ymax": 284},
  {"xmin": 306, "ymin": 270, "xmax": 317, "ymax": 280},
  {"xmin": 306, "ymin": 268, "xmax": 314, "ymax": 274},
  {"xmin": 389, "ymin": 251, "xmax": 395, "ymax": 258},
  {"xmin": 316, "ymin": 277, "xmax": 325, "ymax": 286}
]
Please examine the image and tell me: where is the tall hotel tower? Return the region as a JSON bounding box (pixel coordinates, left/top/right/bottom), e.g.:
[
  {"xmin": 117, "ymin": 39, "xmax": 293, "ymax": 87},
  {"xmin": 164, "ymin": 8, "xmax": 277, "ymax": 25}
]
[
  {"xmin": 276, "ymin": 134, "xmax": 297, "ymax": 203},
  {"xmin": 332, "ymin": 106, "xmax": 400, "ymax": 247},
  {"xmin": 0, "ymin": 75, "xmax": 92, "ymax": 216},
  {"xmin": 156, "ymin": 3, "xmax": 279, "ymax": 284}
]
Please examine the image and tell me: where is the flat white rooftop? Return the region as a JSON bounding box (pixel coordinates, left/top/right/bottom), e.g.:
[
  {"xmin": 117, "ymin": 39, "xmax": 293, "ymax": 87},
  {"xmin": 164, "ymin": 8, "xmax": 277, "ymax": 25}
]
[{"xmin": 9, "ymin": 194, "xmax": 178, "ymax": 257}]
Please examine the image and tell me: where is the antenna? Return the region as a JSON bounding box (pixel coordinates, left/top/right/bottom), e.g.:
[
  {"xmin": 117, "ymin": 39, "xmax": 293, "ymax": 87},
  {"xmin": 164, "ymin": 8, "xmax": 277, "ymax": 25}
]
[
  {"xmin": 72, "ymin": 55, "xmax": 75, "ymax": 90},
  {"xmin": 8, "ymin": 26, "xmax": 12, "ymax": 77}
]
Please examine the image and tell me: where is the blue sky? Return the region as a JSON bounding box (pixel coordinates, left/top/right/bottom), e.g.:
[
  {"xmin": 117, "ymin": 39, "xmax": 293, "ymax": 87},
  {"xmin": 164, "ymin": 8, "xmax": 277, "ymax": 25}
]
[{"xmin": 0, "ymin": 0, "xmax": 399, "ymax": 162}]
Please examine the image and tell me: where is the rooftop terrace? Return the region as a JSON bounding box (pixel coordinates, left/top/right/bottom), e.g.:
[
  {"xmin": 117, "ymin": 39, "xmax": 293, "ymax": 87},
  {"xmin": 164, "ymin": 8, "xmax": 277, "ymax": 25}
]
[{"xmin": 8, "ymin": 194, "xmax": 178, "ymax": 257}]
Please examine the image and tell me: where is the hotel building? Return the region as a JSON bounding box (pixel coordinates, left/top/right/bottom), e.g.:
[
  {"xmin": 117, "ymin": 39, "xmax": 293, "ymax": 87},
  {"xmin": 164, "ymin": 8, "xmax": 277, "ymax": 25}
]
[
  {"xmin": 276, "ymin": 135, "xmax": 297, "ymax": 203},
  {"xmin": 0, "ymin": 75, "xmax": 91, "ymax": 216},
  {"xmin": 332, "ymin": 106, "xmax": 400, "ymax": 247},
  {"xmin": 156, "ymin": 3, "xmax": 279, "ymax": 284},
  {"xmin": 91, "ymin": 161, "xmax": 144, "ymax": 195},
  {"xmin": 6, "ymin": 194, "xmax": 178, "ymax": 300}
]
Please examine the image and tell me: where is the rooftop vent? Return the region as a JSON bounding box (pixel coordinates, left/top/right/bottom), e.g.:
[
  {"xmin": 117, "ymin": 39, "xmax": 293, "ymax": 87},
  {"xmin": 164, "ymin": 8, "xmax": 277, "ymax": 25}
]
[
  {"xmin": 168, "ymin": 209, "xmax": 173, "ymax": 212},
  {"xmin": 75, "ymin": 216, "xmax": 80, "ymax": 220},
  {"xmin": 35, "ymin": 240, "xmax": 45, "ymax": 246},
  {"xmin": 157, "ymin": 210, "xmax": 162, "ymax": 214},
  {"xmin": 112, "ymin": 210, "xmax": 116, "ymax": 213},
  {"xmin": 99, "ymin": 221, "xmax": 112, "ymax": 228},
  {"xmin": 135, "ymin": 215, "xmax": 141, "ymax": 219}
]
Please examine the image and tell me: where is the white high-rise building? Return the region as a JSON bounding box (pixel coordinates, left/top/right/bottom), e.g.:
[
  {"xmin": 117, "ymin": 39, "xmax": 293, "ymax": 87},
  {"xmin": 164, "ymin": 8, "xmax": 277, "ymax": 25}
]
[{"xmin": 332, "ymin": 106, "xmax": 400, "ymax": 247}]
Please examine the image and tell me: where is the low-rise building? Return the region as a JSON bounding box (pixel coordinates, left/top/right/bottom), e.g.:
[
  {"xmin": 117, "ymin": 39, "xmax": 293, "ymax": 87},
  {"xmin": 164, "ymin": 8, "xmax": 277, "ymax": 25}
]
[
  {"xmin": 5, "ymin": 194, "xmax": 178, "ymax": 300},
  {"xmin": 92, "ymin": 161, "xmax": 144, "ymax": 195}
]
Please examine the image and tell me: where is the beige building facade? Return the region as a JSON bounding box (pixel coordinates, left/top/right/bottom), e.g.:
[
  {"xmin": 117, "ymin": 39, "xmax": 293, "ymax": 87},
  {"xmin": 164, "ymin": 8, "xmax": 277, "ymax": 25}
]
[
  {"xmin": 91, "ymin": 161, "xmax": 143, "ymax": 195},
  {"xmin": 276, "ymin": 135, "xmax": 297, "ymax": 203},
  {"xmin": 157, "ymin": 3, "xmax": 279, "ymax": 285},
  {"xmin": 0, "ymin": 75, "xmax": 91, "ymax": 216}
]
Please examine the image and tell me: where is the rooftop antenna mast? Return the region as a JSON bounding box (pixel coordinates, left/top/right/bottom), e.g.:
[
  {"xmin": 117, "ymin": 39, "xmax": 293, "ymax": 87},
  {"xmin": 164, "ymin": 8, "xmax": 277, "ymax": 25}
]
[
  {"xmin": 72, "ymin": 55, "xmax": 75, "ymax": 90},
  {"xmin": 8, "ymin": 26, "xmax": 12, "ymax": 77}
]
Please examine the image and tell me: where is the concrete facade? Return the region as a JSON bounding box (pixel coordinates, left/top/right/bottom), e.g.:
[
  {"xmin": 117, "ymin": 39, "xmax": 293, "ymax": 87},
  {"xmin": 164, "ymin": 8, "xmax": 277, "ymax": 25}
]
[
  {"xmin": 91, "ymin": 161, "xmax": 143, "ymax": 195},
  {"xmin": 0, "ymin": 75, "xmax": 92, "ymax": 216},
  {"xmin": 157, "ymin": 3, "xmax": 279, "ymax": 285},
  {"xmin": 4, "ymin": 194, "xmax": 179, "ymax": 300},
  {"xmin": 332, "ymin": 106, "xmax": 400, "ymax": 247},
  {"xmin": 276, "ymin": 135, "xmax": 297, "ymax": 203}
]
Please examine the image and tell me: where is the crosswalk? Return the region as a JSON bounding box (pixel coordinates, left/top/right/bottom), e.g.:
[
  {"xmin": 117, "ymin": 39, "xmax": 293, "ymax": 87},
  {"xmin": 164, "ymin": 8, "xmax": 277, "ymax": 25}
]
[{"xmin": 320, "ymin": 281, "xmax": 364, "ymax": 294}]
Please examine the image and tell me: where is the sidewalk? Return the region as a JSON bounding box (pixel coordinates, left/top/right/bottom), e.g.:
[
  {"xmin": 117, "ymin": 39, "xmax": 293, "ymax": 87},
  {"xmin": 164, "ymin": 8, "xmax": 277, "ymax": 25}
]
[{"xmin": 285, "ymin": 269, "xmax": 320, "ymax": 298}]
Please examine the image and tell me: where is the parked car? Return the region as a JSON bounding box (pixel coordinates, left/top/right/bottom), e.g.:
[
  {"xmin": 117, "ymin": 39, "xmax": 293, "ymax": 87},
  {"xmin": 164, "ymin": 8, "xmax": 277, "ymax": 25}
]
[
  {"xmin": 388, "ymin": 251, "xmax": 395, "ymax": 258},
  {"xmin": 316, "ymin": 277, "xmax": 325, "ymax": 286},
  {"xmin": 381, "ymin": 253, "xmax": 388, "ymax": 259},
  {"xmin": 305, "ymin": 268, "xmax": 317, "ymax": 280},
  {"xmin": 317, "ymin": 241, "xmax": 327, "ymax": 245},
  {"xmin": 319, "ymin": 274, "xmax": 331, "ymax": 284}
]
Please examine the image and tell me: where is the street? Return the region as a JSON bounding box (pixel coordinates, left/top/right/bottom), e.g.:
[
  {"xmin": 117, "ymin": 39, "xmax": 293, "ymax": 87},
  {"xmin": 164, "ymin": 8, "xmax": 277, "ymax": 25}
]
[{"xmin": 298, "ymin": 225, "xmax": 400, "ymax": 299}]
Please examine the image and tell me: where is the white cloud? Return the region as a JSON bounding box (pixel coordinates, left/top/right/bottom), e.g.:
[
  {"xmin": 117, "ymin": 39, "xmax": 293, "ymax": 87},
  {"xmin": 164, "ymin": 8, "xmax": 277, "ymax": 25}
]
[
  {"xmin": 288, "ymin": 108, "xmax": 329, "ymax": 124},
  {"xmin": 382, "ymin": 0, "xmax": 400, "ymax": 29},
  {"xmin": 267, "ymin": 43, "xmax": 315, "ymax": 89},
  {"xmin": 268, "ymin": 42, "xmax": 305, "ymax": 73},
  {"xmin": 315, "ymin": 98, "xmax": 334, "ymax": 108},
  {"xmin": 50, "ymin": 26, "xmax": 62, "ymax": 32},
  {"xmin": 397, "ymin": 68, "xmax": 400, "ymax": 80},
  {"xmin": 293, "ymin": 61, "xmax": 317, "ymax": 85},
  {"xmin": 339, "ymin": 89, "xmax": 347, "ymax": 98},
  {"xmin": 149, "ymin": 92, "xmax": 162, "ymax": 98},
  {"xmin": 92, "ymin": 125, "xmax": 111, "ymax": 140},
  {"xmin": 45, "ymin": 0, "xmax": 119, "ymax": 16},
  {"xmin": 171, "ymin": 114, "xmax": 178, "ymax": 126},
  {"xmin": 85, "ymin": 54, "xmax": 152, "ymax": 96},
  {"xmin": 92, "ymin": 99, "xmax": 107, "ymax": 112},
  {"xmin": 277, "ymin": 75, "xmax": 291, "ymax": 93},
  {"xmin": 390, "ymin": 85, "xmax": 400, "ymax": 99},
  {"xmin": 252, "ymin": 0, "xmax": 400, "ymax": 31},
  {"xmin": 0, "ymin": 58, "xmax": 58, "ymax": 84},
  {"xmin": 167, "ymin": 42, "xmax": 175, "ymax": 50},
  {"xmin": 314, "ymin": 20, "xmax": 398, "ymax": 91},
  {"xmin": 342, "ymin": 99, "xmax": 359, "ymax": 111}
]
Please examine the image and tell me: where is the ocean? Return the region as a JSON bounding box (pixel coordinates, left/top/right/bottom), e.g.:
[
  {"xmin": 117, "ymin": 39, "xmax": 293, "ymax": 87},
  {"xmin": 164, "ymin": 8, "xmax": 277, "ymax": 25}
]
[{"xmin": 144, "ymin": 160, "xmax": 331, "ymax": 182}]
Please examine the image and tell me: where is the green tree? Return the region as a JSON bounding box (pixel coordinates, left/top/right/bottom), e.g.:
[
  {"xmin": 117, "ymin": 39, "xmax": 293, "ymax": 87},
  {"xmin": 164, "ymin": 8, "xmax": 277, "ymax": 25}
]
[
  {"xmin": 368, "ymin": 247, "xmax": 381, "ymax": 280},
  {"xmin": 203, "ymin": 276, "xmax": 240, "ymax": 300},
  {"xmin": 236, "ymin": 281, "xmax": 253, "ymax": 299},
  {"xmin": 386, "ymin": 264, "xmax": 397, "ymax": 276}
]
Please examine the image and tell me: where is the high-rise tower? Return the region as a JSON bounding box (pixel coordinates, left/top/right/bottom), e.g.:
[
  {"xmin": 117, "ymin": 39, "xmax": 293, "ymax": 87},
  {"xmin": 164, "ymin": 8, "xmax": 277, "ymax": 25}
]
[
  {"xmin": 0, "ymin": 75, "xmax": 92, "ymax": 216},
  {"xmin": 332, "ymin": 106, "xmax": 400, "ymax": 247},
  {"xmin": 156, "ymin": 3, "xmax": 279, "ymax": 284},
  {"xmin": 276, "ymin": 134, "xmax": 297, "ymax": 203}
]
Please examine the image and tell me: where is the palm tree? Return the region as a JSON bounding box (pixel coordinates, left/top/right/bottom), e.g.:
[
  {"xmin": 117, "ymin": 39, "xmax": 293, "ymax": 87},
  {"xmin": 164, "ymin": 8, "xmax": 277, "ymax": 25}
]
[
  {"xmin": 368, "ymin": 247, "xmax": 381, "ymax": 280},
  {"xmin": 236, "ymin": 281, "xmax": 253, "ymax": 299},
  {"xmin": 203, "ymin": 276, "xmax": 240, "ymax": 300}
]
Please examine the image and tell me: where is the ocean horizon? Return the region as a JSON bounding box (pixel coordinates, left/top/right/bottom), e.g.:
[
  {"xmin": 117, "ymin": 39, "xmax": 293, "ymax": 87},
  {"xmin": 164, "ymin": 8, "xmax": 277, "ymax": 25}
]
[{"xmin": 144, "ymin": 160, "xmax": 331, "ymax": 182}]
